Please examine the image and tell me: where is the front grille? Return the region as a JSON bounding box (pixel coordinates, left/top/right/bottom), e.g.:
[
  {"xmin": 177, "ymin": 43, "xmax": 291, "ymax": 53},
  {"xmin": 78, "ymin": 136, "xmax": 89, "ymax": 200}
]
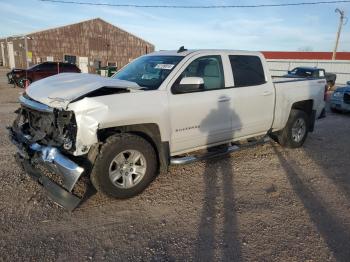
[{"xmin": 17, "ymin": 95, "xmax": 77, "ymax": 152}]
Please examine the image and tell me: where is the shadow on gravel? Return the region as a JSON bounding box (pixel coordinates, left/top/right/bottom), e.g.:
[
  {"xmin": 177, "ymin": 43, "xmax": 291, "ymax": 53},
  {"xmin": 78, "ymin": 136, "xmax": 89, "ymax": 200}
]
[
  {"xmin": 194, "ymin": 157, "xmax": 242, "ymax": 262},
  {"xmin": 272, "ymin": 144, "xmax": 350, "ymax": 262},
  {"xmin": 194, "ymin": 98, "xmax": 242, "ymax": 261},
  {"xmin": 303, "ymin": 114, "xmax": 350, "ymax": 201}
]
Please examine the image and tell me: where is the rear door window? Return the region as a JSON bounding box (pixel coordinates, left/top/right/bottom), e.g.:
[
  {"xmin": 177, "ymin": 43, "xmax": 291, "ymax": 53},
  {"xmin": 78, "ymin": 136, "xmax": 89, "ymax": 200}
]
[{"xmin": 229, "ymin": 55, "xmax": 266, "ymax": 87}]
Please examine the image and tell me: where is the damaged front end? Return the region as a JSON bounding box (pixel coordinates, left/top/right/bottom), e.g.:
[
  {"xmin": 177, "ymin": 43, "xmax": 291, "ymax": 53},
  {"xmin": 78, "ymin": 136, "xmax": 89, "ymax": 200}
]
[{"xmin": 8, "ymin": 94, "xmax": 87, "ymax": 210}]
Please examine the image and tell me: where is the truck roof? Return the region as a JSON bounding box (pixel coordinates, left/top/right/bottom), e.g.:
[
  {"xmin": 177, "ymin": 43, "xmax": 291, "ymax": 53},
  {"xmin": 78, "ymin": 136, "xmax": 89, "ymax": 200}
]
[{"xmin": 147, "ymin": 49, "xmax": 263, "ymax": 57}]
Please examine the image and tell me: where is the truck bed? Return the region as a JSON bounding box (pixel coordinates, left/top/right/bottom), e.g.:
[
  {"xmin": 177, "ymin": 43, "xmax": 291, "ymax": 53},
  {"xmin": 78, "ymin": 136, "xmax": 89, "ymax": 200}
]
[
  {"xmin": 271, "ymin": 76, "xmax": 326, "ymax": 132},
  {"xmin": 272, "ymin": 76, "xmax": 321, "ymax": 84}
]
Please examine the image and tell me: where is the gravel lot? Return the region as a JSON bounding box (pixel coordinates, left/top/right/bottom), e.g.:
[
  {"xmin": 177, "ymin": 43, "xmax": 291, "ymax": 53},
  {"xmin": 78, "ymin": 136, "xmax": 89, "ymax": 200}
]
[{"xmin": 0, "ymin": 68, "xmax": 349, "ymax": 261}]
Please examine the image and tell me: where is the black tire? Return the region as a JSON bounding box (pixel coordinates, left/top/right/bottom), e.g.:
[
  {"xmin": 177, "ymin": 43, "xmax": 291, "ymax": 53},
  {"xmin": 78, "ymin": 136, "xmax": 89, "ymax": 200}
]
[
  {"xmin": 91, "ymin": 133, "xmax": 158, "ymax": 199},
  {"xmin": 275, "ymin": 109, "xmax": 309, "ymax": 148},
  {"xmin": 330, "ymin": 107, "xmax": 341, "ymax": 114}
]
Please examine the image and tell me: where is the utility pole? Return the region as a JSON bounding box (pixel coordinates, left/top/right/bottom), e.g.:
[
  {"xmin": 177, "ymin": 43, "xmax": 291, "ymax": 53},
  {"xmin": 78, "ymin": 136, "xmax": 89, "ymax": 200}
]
[
  {"xmin": 24, "ymin": 35, "xmax": 29, "ymax": 69},
  {"xmin": 332, "ymin": 8, "xmax": 345, "ymax": 60}
]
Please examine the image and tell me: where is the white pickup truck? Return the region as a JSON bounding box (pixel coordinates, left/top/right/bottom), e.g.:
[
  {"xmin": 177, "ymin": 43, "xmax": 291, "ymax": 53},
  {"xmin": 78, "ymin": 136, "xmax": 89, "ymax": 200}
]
[{"xmin": 9, "ymin": 48, "xmax": 326, "ymax": 210}]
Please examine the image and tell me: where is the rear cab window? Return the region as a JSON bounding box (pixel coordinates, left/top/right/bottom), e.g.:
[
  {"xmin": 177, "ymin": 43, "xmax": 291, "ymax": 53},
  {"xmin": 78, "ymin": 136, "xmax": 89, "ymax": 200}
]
[{"xmin": 229, "ymin": 55, "xmax": 266, "ymax": 87}]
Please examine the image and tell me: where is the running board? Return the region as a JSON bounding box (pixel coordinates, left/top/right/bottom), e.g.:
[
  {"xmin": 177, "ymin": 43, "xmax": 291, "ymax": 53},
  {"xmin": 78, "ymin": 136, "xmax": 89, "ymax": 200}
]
[{"xmin": 170, "ymin": 136, "xmax": 270, "ymax": 165}]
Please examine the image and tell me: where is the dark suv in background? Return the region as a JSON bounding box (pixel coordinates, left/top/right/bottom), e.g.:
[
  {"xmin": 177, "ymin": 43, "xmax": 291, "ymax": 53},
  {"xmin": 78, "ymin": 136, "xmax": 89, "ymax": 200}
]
[
  {"xmin": 7, "ymin": 62, "xmax": 81, "ymax": 88},
  {"xmin": 284, "ymin": 66, "xmax": 337, "ymax": 90}
]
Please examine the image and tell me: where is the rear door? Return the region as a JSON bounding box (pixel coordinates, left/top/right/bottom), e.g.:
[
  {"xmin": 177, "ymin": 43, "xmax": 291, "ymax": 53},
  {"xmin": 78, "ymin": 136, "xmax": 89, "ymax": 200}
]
[{"xmin": 225, "ymin": 54, "xmax": 275, "ymax": 138}]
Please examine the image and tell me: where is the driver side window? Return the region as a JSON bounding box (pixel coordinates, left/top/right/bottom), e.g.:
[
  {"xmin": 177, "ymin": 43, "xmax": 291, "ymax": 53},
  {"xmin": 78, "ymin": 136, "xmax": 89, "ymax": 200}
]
[{"xmin": 173, "ymin": 55, "xmax": 225, "ymax": 92}]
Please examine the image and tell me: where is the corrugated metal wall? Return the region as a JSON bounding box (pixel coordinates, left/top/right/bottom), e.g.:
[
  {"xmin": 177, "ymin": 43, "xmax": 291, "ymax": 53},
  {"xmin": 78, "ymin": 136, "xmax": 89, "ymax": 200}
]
[
  {"xmin": 267, "ymin": 59, "xmax": 350, "ymax": 85},
  {"xmin": 0, "ymin": 18, "xmax": 155, "ymax": 72},
  {"xmin": 0, "ymin": 37, "xmax": 26, "ymax": 69}
]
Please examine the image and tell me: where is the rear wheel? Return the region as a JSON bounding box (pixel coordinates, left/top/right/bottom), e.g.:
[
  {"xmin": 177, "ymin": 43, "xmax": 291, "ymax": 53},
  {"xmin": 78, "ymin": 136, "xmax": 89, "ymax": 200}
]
[
  {"xmin": 275, "ymin": 109, "xmax": 309, "ymax": 148},
  {"xmin": 91, "ymin": 133, "xmax": 158, "ymax": 198}
]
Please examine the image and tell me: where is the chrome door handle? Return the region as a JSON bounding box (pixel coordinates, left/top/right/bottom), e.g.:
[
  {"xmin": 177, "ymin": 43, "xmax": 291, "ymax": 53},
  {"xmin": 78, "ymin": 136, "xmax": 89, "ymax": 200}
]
[
  {"xmin": 218, "ymin": 97, "xmax": 231, "ymax": 102},
  {"xmin": 262, "ymin": 91, "xmax": 273, "ymax": 96}
]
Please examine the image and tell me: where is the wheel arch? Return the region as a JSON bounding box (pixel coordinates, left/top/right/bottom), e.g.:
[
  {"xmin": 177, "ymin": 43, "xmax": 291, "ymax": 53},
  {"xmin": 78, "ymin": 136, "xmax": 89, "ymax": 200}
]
[
  {"xmin": 291, "ymin": 99, "xmax": 316, "ymax": 132},
  {"xmin": 97, "ymin": 123, "xmax": 170, "ymax": 172}
]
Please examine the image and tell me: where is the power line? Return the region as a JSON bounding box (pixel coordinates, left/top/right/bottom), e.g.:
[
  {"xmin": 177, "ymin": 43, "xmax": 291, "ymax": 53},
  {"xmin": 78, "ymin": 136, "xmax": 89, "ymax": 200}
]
[{"xmin": 38, "ymin": 0, "xmax": 350, "ymax": 8}]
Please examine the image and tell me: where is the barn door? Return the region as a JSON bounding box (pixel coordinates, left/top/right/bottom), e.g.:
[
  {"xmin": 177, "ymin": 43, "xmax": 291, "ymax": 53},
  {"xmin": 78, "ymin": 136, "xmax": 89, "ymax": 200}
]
[
  {"xmin": 1, "ymin": 42, "xmax": 5, "ymax": 66},
  {"xmin": 78, "ymin": 57, "xmax": 89, "ymax": 73},
  {"xmin": 7, "ymin": 42, "xmax": 15, "ymax": 69}
]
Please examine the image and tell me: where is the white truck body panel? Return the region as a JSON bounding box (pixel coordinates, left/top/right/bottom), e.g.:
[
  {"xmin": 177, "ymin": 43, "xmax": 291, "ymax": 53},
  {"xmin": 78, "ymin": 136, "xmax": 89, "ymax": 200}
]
[
  {"xmin": 24, "ymin": 50, "xmax": 326, "ymax": 157},
  {"xmin": 26, "ymin": 73, "xmax": 141, "ymax": 109},
  {"xmin": 67, "ymin": 90, "xmax": 171, "ymax": 155},
  {"xmin": 272, "ymin": 77, "xmax": 326, "ymax": 131}
]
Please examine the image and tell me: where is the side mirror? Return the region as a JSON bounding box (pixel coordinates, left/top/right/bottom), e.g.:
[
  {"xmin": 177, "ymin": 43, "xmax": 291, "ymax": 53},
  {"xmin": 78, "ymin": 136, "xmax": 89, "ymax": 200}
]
[
  {"xmin": 347, "ymin": 81, "xmax": 350, "ymax": 86},
  {"xmin": 174, "ymin": 77, "xmax": 204, "ymax": 94},
  {"xmin": 287, "ymin": 70, "xmax": 291, "ymax": 74}
]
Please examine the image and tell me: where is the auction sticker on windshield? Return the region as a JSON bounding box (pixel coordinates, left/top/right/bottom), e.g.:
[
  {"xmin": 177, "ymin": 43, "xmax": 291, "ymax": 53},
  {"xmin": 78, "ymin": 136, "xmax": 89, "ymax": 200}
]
[{"xmin": 154, "ymin": 64, "xmax": 175, "ymax": 70}]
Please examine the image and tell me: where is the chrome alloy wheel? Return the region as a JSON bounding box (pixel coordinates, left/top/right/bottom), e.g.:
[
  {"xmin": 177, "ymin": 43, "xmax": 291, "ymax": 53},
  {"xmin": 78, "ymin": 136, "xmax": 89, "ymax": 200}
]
[
  {"xmin": 108, "ymin": 150, "xmax": 147, "ymax": 189},
  {"xmin": 291, "ymin": 118, "xmax": 306, "ymax": 143}
]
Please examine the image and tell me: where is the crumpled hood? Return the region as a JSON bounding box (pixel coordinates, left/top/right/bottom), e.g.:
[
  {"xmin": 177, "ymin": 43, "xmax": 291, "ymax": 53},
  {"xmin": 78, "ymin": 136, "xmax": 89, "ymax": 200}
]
[{"xmin": 26, "ymin": 73, "xmax": 141, "ymax": 109}]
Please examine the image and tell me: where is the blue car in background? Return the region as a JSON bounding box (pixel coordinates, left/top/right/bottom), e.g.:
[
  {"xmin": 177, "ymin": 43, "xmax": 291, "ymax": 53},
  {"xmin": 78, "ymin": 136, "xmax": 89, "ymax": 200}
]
[{"xmin": 330, "ymin": 81, "xmax": 350, "ymax": 113}]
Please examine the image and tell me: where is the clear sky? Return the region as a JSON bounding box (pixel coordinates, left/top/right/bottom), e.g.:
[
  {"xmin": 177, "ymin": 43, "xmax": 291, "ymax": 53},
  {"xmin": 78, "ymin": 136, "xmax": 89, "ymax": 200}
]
[{"xmin": 0, "ymin": 0, "xmax": 349, "ymax": 51}]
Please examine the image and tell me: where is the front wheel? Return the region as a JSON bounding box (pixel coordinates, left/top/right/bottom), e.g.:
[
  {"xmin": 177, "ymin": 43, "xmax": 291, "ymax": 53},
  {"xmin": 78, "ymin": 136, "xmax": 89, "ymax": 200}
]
[
  {"xmin": 275, "ymin": 109, "xmax": 309, "ymax": 148},
  {"xmin": 91, "ymin": 133, "xmax": 158, "ymax": 199}
]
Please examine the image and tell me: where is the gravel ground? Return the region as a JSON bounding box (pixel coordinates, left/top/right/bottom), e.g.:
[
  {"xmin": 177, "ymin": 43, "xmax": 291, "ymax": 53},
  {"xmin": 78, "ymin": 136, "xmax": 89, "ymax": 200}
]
[{"xmin": 0, "ymin": 68, "xmax": 349, "ymax": 261}]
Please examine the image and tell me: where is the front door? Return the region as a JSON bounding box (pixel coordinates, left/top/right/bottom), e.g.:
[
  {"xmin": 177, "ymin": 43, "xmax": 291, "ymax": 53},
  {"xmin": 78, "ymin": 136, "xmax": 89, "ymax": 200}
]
[{"xmin": 168, "ymin": 54, "xmax": 233, "ymax": 154}]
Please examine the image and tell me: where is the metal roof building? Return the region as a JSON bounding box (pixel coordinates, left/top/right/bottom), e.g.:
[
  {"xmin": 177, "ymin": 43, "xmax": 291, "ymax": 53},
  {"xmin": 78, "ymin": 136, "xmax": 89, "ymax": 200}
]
[{"xmin": 0, "ymin": 18, "xmax": 154, "ymax": 73}]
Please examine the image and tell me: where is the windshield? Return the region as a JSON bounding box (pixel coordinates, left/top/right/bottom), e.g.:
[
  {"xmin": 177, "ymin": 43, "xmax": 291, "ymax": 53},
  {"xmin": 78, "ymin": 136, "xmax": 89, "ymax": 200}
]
[{"xmin": 113, "ymin": 55, "xmax": 184, "ymax": 90}]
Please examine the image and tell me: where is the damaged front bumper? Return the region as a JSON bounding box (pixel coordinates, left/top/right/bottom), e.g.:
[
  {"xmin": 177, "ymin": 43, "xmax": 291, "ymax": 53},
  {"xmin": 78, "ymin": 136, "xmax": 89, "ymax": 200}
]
[{"xmin": 9, "ymin": 127, "xmax": 85, "ymax": 211}]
